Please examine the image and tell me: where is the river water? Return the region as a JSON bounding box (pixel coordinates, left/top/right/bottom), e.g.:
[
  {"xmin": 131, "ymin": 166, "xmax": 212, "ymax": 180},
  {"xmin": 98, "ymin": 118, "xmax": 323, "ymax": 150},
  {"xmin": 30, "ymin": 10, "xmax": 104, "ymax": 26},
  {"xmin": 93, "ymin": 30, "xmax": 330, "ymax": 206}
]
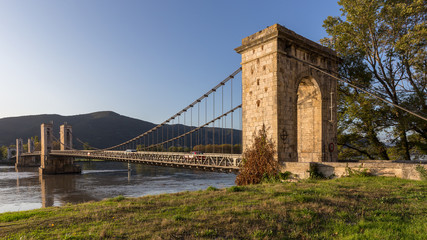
[{"xmin": 0, "ymin": 161, "xmax": 236, "ymax": 213}]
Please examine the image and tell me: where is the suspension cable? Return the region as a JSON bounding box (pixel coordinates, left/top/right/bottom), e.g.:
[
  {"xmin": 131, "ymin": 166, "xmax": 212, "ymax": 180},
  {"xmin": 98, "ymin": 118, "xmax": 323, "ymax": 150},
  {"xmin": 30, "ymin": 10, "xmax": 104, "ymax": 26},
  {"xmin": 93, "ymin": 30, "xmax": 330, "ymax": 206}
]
[
  {"xmin": 283, "ymin": 52, "xmax": 427, "ymax": 122},
  {"xmin": 104, "ymin": 67, "xmax": 242, "ymax": 150},
  {"xmin": 145, "ymin": 105, "xmax": 242, "ymax": 150},
  {"xmin": 51, "ymin": 134, "xmax": 74, "ymax": 150},
  {"xmin": 231, "ymin": 75, "xmax": 234, "ymax": 154}
]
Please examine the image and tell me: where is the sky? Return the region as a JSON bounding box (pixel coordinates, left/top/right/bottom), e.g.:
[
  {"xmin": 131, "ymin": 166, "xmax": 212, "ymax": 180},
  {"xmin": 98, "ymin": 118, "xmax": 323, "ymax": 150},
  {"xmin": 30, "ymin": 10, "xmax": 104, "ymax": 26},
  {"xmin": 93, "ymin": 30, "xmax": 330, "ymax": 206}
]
[{"xmin": 0, "ymin": 0, "xmax": 342, "ymax": 124}]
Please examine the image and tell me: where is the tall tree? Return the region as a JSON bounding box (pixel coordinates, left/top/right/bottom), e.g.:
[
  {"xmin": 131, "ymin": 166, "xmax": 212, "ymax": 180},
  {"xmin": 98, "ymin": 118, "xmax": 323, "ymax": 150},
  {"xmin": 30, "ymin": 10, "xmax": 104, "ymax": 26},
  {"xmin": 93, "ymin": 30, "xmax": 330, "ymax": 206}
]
[{"xmin": 323, "ymin": 0, "xmax": 426, "ymax": 160}]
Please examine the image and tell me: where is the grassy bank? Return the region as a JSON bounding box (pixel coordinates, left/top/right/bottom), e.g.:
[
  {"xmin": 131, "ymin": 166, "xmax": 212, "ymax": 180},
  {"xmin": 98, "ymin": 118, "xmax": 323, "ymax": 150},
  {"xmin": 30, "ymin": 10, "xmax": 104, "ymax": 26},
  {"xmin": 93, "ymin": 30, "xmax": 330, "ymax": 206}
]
[{"xmin": 0, "ymin": 177, "xmax": 426, "ymax": 239}]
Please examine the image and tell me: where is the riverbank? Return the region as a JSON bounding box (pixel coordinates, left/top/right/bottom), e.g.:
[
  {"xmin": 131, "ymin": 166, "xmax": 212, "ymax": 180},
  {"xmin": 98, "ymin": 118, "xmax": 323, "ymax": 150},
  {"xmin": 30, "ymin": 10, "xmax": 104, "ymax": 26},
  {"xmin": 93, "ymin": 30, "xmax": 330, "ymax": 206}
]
[{"xmin": 1, "ymin": 176, "xmax": 426, "ymax": 239}]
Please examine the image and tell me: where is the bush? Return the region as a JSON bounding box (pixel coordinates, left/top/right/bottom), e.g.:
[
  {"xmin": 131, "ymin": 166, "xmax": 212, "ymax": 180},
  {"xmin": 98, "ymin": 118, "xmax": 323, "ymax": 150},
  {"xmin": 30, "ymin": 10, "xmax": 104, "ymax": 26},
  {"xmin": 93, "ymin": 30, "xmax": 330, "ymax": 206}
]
[
  {"xmin": 416, "ymin": 165, "xmax": 427, "ymax": 180},
  {"xmin": 206, "ymin": 186, "xmax": 218, "ymax": 191},
  {"xmin": 261, "ymin": 171, "xmax": 293, "ymax": 183},
  {"xmin": 307, "ymin": 164, "xmax": 326, "ymax": 179},
  {"xmin": 235, "ymin": 125, "xmax": 278, "ymax": 185}
]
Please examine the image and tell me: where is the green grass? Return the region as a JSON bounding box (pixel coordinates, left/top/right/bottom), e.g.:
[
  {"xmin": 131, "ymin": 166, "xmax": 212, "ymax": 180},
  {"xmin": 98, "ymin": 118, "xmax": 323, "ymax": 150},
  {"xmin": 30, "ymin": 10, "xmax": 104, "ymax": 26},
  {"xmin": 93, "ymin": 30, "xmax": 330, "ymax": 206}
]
[{"xmin": 0, "ymin": 176, "xmax": 426, "ymax": 239}]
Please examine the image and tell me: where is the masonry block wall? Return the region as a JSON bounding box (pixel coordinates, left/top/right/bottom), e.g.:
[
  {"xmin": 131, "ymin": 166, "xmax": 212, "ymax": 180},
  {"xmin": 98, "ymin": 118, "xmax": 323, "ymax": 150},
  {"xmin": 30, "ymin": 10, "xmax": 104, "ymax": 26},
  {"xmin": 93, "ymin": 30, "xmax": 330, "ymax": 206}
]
[
  {"xmin": 236, "ymin": 24, "xmax": 339, "ymax": 163},
  {"xmin": 28, "ymin": 138, "xmax": 34, "ymax": 153},
  {"xmin": 15, "ymin": 138, "xmax": 23, "ymax": 163},
  {"xmin": 40, "ymin": 123, "xmax": 53, "ymax": 169},
  {"xmin": 60, "ymin": 123, "xmax": 73, "ymax": 151}
]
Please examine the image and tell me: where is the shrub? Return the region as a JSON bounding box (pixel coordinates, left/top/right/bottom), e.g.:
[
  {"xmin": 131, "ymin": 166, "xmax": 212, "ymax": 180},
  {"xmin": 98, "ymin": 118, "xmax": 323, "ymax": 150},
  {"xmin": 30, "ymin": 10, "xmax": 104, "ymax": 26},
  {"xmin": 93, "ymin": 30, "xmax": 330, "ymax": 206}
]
[
  {"xmin": 307, "ymin": 164, "xmax": 326, "ymax": 179},
  {"xmin": 416, "ymin": 165, "xmax": 427, "ymax": 180},
  {"xmin": 261, "ymin": 171, "xmax": 293, "ymax": 183},
  {"xmin": 235, "ymin": 124, "xmax": 278, "ymax": 185}
]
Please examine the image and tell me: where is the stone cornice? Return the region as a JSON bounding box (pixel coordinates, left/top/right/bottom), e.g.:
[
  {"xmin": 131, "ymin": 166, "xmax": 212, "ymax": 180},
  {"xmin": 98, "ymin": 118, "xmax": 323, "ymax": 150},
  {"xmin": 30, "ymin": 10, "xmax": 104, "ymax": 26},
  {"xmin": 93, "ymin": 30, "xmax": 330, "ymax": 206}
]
[{"xmin": 235, "ymin": 24, "xmax": 339, "ymax": 62}]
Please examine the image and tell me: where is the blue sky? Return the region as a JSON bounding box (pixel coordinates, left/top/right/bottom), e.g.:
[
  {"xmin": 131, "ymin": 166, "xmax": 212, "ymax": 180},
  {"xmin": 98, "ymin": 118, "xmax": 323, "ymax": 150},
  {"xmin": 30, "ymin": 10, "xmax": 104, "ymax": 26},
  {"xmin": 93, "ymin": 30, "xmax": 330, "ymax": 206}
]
[{"xmin": 0, "ymin": 0, "xmax": 341, "ymax": 124}]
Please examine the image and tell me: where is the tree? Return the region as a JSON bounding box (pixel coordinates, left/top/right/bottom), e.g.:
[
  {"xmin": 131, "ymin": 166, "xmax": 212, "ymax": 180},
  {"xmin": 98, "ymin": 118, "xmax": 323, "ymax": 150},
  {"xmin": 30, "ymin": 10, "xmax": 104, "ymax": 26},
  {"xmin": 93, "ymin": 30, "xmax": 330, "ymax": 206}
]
[
  {"xmin": 83, "ymin": 142, "xmax": 93, "ymax": 150},
  {"xmin": 335, "ymin": 55, "xmax": 393, "ymax": 160},
  {"xmin": 0, "ymin": 146, "xmax": 7, "ymax": 159},
  {"xmin": 323, "ymin": 0, "xmax": 426, "ymax": 160}
]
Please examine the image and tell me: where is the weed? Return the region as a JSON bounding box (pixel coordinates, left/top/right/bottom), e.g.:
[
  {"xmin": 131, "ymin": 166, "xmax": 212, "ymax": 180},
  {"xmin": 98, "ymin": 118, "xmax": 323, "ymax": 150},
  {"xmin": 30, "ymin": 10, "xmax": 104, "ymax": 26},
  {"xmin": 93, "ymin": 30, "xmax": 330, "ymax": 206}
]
[
  {"xmin": 172, "ymin": 215, "xmax": 186, "ymax": 221},
  {"xmin": 252, "ymin": 229, "xmax": 274, "ymax": 239},
  {"xmin": 279, "ymin": 171, "xmax": 292, "ymax": 180},
  {"xmin": 346, "ymin": 166, "xmax": 372, "ymax": 177},
  {"xmin": 261, "ymin": 171, "xmax": 293, "ymax": 183},
  {"xmin": 108, "ymin": 195, "xmax": 126, "ymax": 202},
  {"xmin": 200, "ymin": 229, "xmax": 217, "ymax": 237},
  {"xmin": 227, "ymin": 186, "xmax": 245, "ymax": 192},
  {"xmin": 206, "ymin": 186, "xmax": 218, "ymax": 191},
  {"xmin": 415, "ymin": 165, "xmax": 427, "ymax": 180},
  {"xmin": 307, "ymin": 164, "xmax": 325, "ymax": 179}
]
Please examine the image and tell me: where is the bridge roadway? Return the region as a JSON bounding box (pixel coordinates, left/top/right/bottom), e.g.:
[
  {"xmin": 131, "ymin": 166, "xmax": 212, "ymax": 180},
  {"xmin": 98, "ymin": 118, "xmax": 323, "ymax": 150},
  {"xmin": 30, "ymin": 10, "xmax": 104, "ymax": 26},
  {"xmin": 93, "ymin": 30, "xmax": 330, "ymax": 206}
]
[{"xmin": 22, "ymin": 150, "xmax": 242, "ymax": 172}]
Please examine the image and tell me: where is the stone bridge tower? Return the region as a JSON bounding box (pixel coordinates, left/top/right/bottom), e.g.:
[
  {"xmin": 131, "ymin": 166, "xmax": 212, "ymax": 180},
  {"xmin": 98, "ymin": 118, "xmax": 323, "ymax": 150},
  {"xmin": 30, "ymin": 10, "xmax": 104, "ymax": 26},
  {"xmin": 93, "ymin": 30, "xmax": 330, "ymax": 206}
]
[
  {"xmin": 28, "ymin": 138, "xmax": 35, "ymax": 153},
  {"xmin": 39, "ymin": 123, "xmax": 81, "ymax": 174},
  {"xmin": 60, "ymin": 123, "xmax": 73, "ymax": 150},
  {"xmin": 15, "ymin": 138, "xmax": 38, "ymax": 167},
  {"xmin": 15, "ymin": 138, "xmax": 23, "ymax": 164},
  {"xmin": 235, "ymin": 24, "xmax": 339, "ymax": 163},
  {"xmin": 40, "ymin": 123, "xmax": 53, "ymax": 172}
]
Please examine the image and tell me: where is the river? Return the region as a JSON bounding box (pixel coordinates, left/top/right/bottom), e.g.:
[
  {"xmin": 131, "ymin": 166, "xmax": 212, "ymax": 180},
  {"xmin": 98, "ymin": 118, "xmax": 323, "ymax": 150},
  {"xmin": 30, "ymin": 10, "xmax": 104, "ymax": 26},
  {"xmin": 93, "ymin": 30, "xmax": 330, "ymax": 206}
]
[{"xmin": 0, "ymin": 161, "xmax": 237, "ymax": 213}]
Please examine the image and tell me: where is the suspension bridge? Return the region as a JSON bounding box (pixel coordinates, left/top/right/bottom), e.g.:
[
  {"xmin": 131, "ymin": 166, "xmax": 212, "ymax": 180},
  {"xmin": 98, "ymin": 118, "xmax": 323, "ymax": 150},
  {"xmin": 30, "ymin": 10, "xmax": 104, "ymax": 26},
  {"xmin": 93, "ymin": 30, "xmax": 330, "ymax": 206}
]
[
  {"xmin": 16, "ymin": 65, "xmax": 245, "ymax": 173},
  {"xmin": 13, "ymin": 24, "xmax": 340, "ymax": 174},
  {"xmin": 13, "ymin": 24, "xmax": 424, "ymax": 179}
]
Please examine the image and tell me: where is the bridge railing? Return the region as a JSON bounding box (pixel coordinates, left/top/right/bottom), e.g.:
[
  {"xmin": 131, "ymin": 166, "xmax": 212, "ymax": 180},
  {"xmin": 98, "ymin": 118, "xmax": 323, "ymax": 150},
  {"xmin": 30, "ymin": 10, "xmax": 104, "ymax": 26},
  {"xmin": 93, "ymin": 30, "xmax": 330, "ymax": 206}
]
[
  {"xmin": 50, "ymin": 150, "xmax": 242, "ymax": 172},
  {"xmin": 21, "ymin": 151, "xmax": 41, "ymax": 157}
]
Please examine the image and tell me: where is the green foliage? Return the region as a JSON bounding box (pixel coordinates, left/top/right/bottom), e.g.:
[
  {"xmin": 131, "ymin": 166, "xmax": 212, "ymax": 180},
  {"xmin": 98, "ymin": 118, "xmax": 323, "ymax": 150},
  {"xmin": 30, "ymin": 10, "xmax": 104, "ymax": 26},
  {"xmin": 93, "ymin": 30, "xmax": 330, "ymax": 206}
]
[
  {"xmin": 307, "ymin": 164, "xmax": 326, "ymax": 179},
  {"xmin": 322, "ymin": 0, "xmax": 426, "ymax": 161},
  {"xmin": 252, "ymin": 229, "xmax": 274, "ymax": 239},
  {"xmin": 193, "ymin": 144, "xmax": 242, "ymax": 154},
  {"xmin": 235, "ymin": 125, "xmax": 278, "ymax": 185},
  {"xmin": 172, "ymin": 214, "xmax": 186, "ymax": 221},
  {"xmin": 136, "ymin": 144, "xmax": 145, "ymax": 151},
  {"xmin": 0, "ymin": 211, "xmax": 50, "ymax": 222},
  {"xmin": 31, "ymin": 136, "xmax": 41, "ymax": 151},
  {"xmin": 416, "ymin": 165, "xmax": 427, "ymax": 180},
  {"xmin": 345, "ymin": 166, "xmax": 372, "ymax": 177},
  {"xmin": 108, "ymin": 195, "xmax": 126, "ymax": 202},
  {"xmin": 226, "ymin": 186, "xmax": 245, "ymax": 192},
  {"xmin": 166, "ymin": 146, "xmax": 188, "ymax": 152},
  {"xmin": 206, "ymin": 186, "xmax": 218, "ymax": 191},
  {"xmin": 0, "ymin": 145, "xmax": 7, "ymax": 159},
  {"xmin": 261, "ymin": 171, "xmax": 293, "ymax": 183}
]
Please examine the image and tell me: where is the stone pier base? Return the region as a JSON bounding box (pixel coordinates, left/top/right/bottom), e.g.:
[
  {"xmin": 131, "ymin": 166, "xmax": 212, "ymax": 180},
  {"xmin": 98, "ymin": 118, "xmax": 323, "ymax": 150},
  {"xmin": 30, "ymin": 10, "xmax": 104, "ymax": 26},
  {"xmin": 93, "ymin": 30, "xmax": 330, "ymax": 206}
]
[
  {"xmin": 39, "ymin": 157, "xmax": 81, "ymax": 175},
  {"xmin": 15, "ymin": 156, "xmax": 39, "ymax": 168},
  {"xmin": 281, "ymin": 161, "xmax": 427, "ymax": 181}
]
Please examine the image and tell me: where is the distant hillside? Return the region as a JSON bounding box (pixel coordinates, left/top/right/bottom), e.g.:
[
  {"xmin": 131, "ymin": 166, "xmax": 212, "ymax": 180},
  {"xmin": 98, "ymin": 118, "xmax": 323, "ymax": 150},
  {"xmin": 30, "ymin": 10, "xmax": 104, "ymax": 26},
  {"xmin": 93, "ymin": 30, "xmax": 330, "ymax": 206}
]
[{"xmin": 0, "ymin": 111, "xmax": 241, "ymax": 149}]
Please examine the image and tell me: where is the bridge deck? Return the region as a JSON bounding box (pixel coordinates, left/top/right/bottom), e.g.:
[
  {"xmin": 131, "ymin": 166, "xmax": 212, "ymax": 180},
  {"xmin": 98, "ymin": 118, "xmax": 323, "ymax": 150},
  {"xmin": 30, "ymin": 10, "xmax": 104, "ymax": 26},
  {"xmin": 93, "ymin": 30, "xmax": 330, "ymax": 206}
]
[{"xmin": 22, "ymin": 150, "xmax": 242, "ymax": 172}]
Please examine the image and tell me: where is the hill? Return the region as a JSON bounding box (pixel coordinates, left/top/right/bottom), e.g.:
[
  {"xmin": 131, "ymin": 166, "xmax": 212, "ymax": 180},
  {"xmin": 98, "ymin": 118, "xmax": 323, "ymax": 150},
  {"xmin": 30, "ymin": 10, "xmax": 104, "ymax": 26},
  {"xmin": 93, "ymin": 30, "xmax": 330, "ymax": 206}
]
[{"xmin": 0, "ymin": 111, "xmax": 241, "ymax": 149}]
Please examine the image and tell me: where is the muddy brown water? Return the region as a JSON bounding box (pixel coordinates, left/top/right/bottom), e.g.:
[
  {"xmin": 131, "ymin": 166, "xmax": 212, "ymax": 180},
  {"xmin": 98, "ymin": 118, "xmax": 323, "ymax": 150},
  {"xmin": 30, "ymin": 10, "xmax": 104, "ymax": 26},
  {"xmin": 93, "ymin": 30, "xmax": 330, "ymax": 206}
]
[{"xmin": 0, "ymin": 161, "xmax": 236, "ymax": 213}]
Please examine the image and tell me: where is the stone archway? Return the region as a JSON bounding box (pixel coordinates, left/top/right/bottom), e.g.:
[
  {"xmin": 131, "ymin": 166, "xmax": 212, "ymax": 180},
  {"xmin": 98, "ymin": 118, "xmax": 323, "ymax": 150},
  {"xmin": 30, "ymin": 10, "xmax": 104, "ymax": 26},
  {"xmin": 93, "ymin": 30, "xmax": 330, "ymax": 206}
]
[
  {"xmin": 236, "ymin": 24, "xmax": 338, "ymax": 163},
  {"xmin": 297, "ymin": 77, "xmax": 322, "ymax": 162}
]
